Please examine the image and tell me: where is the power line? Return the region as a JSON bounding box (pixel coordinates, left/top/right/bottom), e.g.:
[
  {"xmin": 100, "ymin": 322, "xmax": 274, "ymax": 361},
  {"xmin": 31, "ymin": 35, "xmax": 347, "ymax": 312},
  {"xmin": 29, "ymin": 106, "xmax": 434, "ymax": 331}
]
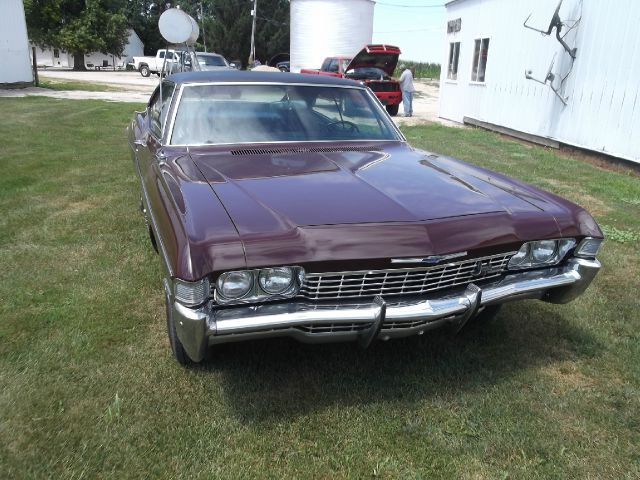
[
  {"xmin": 376, "ymin": 1, "xmax": 445, "ymax": 7},
  {"xmin": 375, "ymin": 27, "xmax": 444, "ymax": 33}
]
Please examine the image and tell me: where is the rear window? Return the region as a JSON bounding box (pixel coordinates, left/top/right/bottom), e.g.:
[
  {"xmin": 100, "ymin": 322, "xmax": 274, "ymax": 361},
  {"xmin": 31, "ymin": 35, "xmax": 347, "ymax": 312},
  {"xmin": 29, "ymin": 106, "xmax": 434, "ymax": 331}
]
[
  {"xmin": 170, "ymin": 84, "xmax": 400, "ymax": 145},
  {"xmin": 198, "ymin": 55, "xmax": 227, "ymax": 67}
]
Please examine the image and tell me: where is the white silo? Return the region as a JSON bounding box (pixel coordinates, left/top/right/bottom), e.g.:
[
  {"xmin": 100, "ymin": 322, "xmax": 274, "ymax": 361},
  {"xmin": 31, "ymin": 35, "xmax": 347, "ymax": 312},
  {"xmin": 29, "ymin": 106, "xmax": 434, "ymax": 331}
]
[{"xmin": 290, "ymin": 0, "xmax": 375, "ymax": 73}]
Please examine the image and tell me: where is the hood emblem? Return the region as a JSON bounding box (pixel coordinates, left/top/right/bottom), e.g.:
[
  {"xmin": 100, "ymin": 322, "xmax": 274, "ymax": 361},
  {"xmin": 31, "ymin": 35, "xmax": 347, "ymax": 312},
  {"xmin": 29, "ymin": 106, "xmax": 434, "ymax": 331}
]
[{"xmin": 391, "ymin": 252, "xmax": 467, "ymax": 265}]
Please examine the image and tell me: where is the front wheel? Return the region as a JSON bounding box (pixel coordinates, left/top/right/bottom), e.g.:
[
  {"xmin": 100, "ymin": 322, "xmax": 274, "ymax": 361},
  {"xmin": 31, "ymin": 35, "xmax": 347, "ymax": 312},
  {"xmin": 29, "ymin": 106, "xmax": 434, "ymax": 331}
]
[
  {"xmin": 139, "ymin": 65, "xmax": 150, "ymax": 77},
  {"xmin": 386, "ymin": 104, "xmax": 399, "ymax": 116}
]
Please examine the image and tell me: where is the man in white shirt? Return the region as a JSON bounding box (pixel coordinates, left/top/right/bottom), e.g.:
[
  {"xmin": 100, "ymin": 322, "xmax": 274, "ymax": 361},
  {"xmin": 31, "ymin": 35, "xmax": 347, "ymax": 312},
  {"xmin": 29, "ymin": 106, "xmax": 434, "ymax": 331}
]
[{"xmin": 398, "ymin": 64, "xmax": 415, "ymax": 117}]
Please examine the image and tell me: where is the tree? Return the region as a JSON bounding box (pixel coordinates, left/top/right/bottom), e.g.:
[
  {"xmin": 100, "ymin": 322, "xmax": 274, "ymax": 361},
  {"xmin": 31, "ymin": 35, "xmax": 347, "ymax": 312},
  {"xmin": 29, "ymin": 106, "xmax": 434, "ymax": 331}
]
[
  {"xmin": 185, "ymin": 0, "xmax": 289, "ymax": 69},
  {"xmin": 25, "ymin": 0, "xmax": 128, "ymax": 71},
  {"xmin": 125, "ymin": 1, "xmax": 166, "ymax": 56}
]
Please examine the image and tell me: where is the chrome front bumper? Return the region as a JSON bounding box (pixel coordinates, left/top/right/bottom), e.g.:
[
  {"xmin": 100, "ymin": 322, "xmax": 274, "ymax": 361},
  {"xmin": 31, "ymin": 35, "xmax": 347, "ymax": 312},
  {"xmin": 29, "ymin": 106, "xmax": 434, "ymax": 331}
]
[{"xmin": 172, "ymin": 258, "xmax": 601, "ymax": 361}]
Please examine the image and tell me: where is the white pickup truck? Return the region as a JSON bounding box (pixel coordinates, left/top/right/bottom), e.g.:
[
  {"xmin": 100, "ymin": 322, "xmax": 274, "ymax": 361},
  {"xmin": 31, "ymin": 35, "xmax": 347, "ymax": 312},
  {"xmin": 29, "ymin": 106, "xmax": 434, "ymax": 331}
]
[{"xmin": 132, "ymin": 49, "xmax": 185, "ymax": 77}]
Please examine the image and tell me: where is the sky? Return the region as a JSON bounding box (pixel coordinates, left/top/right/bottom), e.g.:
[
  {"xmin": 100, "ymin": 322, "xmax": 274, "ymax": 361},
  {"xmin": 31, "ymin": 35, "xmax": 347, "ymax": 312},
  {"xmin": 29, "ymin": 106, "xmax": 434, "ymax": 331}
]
[{"xmin": 371, "ymin": 0, "xmax": 447, "ymax": 63}]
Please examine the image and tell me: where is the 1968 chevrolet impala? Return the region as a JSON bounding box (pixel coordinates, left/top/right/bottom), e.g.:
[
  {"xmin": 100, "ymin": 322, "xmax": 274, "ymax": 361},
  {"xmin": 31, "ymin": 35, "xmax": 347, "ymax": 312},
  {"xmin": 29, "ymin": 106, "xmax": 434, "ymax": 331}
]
[{"xmin": 128, "ymin": 71, "xmax": 603, "ymax": 365}]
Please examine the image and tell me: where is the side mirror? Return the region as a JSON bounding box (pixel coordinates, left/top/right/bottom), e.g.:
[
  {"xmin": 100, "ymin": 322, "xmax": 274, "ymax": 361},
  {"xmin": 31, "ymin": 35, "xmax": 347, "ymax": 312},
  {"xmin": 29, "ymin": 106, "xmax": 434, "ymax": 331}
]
[{"xmin": 229, "ymin": 62, "xmax": 237, "ymax": 69}]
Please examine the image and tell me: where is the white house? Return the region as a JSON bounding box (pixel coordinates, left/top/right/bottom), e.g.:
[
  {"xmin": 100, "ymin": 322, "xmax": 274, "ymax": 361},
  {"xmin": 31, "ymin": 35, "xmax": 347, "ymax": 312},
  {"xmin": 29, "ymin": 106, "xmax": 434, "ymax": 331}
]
[
  {"xmin": 32, "ymin": 29, "xmax": 144, "ymax": 70},
  {"xmin": 0, "ymin": 0, "xmax": 33, "ymax": 87},
  {"xmin": 438, "ymin": 0, "xmax": 640, "ymax": 164}
]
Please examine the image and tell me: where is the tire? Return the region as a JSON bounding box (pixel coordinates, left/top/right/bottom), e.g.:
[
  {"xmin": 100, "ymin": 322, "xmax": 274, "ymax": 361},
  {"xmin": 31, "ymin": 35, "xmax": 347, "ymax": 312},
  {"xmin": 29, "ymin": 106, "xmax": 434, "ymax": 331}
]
[
  {"xmin": 164, "ymin": 280, "xmax": 192, "ymax": 366},
  {"xmin": 139, "ymin": 64, "xmax": 150, "ymax": 77},
  {"xmin": 386, "ymin": 104, "xmax": 399, "ymax": 116}
]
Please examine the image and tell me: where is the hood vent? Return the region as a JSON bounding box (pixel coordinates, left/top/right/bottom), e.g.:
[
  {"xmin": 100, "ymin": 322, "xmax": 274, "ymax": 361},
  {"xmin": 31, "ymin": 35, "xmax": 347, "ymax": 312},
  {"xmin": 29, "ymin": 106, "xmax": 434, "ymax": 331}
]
[{"xmin": 230, "ymin": 146, "xmax": 382, "ymax": 156}]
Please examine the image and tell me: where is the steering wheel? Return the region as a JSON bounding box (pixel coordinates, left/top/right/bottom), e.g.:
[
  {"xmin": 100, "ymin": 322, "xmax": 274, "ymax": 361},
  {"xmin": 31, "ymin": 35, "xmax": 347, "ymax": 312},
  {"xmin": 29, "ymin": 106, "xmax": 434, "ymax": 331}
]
[{"xmin": 325, "ymin": 120, "xmax": 360, "ymax": 134}]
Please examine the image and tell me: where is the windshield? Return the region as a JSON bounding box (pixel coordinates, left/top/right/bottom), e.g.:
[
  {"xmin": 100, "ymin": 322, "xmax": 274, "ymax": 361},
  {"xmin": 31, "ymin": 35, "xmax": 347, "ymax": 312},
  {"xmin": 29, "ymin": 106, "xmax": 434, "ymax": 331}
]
[
  {"xmin": 197, "ymin": 55, "xmax": 227, "ymax": 67},
  {"xmin": 170, "ymin": 84, "xmax": 400, "ymax": 145}
]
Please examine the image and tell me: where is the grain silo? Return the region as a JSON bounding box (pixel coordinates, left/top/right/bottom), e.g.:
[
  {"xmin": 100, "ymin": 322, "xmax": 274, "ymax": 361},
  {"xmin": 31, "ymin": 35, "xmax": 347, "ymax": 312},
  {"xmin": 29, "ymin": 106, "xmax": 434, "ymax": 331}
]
[{"xmin": 290, "ymin": 0, "xmax": 375, "ymax": 73}]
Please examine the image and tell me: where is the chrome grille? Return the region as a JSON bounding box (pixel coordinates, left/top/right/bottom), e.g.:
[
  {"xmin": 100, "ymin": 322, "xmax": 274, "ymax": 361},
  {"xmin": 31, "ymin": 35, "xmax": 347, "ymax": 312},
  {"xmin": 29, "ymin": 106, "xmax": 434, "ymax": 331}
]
[{"xmin": 298, "ymin": 252, "xmax": 515, "ymax": 301}]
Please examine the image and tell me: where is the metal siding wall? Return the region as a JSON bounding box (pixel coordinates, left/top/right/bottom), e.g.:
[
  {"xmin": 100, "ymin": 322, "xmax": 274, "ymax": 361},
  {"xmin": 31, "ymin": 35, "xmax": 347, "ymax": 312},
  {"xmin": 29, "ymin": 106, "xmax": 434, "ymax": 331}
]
[
  {"xmin": 439, "ymin": 0, "xmax": 640, "ymax": 163},
  {"xmin": 0, "ymin": 0, "xmax": 33, "ymax": 84}
]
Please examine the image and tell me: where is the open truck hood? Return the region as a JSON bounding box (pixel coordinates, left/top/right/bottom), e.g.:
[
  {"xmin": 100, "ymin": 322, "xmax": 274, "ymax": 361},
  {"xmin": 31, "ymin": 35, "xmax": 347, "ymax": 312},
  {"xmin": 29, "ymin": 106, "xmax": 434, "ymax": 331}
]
[{"xmin": 345, "ymin": 44, "xmax": 401, "ymax": 76}]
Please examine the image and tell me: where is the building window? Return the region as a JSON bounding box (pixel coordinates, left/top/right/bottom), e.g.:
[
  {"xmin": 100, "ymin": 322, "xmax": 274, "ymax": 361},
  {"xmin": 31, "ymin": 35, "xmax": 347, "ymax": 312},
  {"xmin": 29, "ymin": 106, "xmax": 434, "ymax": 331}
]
[
  {"xmin": 447, "ymin": 42, "xmax": 460, "ymax": 80},
  {"xmin": 53, "ymin": 49, "xmax": 60, "ymax": 58},
  {"xmin": 471, "ymin": 38, "xmax": 490, "ymax": 82}
]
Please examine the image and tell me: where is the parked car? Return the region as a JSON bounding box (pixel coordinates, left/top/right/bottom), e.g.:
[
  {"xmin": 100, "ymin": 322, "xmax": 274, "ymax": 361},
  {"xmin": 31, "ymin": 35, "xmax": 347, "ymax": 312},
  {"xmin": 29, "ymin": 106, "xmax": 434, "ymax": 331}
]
[
  {"xmin": 276, "ymin": 61, "xmax": 290, "ymax": 72},
  {"xmin": 133, "ymin": 49, "xmax": 182, "ymax": 77},
  {"xmin": 128, "ymin": 71, "xmax": 603, "ymax": 365},
  {"xmin": 196, "ymin": 52, "xmax": 233, "ymax": 71},
  {"xmin": 301, "ymin": 44, "xmax": 403, "ymax": 116},
  {"xmin": 268, "ymin": 53, "xmax": 290, "ymax": 72}
]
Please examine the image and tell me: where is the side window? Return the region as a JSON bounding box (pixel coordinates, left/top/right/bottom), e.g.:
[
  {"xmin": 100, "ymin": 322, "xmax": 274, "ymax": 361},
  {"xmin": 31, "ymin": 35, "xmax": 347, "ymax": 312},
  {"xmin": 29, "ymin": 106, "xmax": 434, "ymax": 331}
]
[
  {"xmin": 447, "ymin": 42, "xmax": 460, "ymax": 80},
  {"xmin": 149, "ymin": 82, "xmax": 175, "ymax": 139},
  {"xmin": 471, "ymin": 38, "xmax": 490, "ymax": 82},
  {"xmin": 159, "ymin": 51, "xmax": 165, "ymax": 59},
  {"xmin": 328, "ymin": 59, "xmax": 340, "ymax": 73},
  {"xmin": 321, "ymin": 58, "xmax": 332, "ymax": 71}
]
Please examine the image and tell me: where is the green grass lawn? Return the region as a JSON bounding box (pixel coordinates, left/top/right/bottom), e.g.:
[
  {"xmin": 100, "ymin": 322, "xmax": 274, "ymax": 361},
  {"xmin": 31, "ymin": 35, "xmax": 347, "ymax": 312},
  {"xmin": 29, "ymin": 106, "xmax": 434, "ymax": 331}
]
[
  {"xmin": 1, "ymin": 97, "xmax": 638, "ymax": 479},
  {"xmin": 38, "ymin": 77, "xmax": 124, "ymax": 92}
]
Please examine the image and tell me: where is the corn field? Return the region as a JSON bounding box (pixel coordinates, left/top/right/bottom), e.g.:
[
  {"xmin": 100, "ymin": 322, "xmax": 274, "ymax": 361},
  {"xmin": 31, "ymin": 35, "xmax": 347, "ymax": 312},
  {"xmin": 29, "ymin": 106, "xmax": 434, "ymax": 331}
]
[{"xmin": 394, "ymin": 61, "xmax": 441, "ymax": 79}]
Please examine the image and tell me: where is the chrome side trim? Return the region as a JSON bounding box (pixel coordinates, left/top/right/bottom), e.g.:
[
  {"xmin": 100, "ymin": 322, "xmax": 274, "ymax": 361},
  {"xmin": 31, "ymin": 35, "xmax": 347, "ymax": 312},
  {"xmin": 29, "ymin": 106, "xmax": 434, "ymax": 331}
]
[{"xmin": 136, "ymin": 161, "xmax": 174, "ymax": 277}]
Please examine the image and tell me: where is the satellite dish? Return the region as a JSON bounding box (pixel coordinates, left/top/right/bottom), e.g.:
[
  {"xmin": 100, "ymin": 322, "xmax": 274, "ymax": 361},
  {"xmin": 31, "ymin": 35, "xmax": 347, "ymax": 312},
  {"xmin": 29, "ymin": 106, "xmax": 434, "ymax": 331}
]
[
  {"xmin": 524, "ymin": 0, "xmax": 563, "ymax": 35},
  {"xmin": 159, "ymin": 8, "xmax": 199, "ymax": 45},
  {"xmin": 523, "ymin": 0, "xmax": 577, "ymax": 59}
]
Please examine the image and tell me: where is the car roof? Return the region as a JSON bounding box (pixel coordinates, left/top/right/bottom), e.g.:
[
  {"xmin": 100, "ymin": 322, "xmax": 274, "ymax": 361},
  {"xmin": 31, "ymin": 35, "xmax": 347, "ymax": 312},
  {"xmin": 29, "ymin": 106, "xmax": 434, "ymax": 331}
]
[{"xmin": 165, "ymin": 70, "xmax": 362, "ymax": 87}]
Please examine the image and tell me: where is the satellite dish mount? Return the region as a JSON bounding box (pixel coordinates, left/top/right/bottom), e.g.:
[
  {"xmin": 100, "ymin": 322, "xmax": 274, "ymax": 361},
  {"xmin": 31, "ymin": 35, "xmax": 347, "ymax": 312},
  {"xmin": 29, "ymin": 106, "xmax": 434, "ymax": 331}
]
[
  {"xmin": 524, "ymin": 54, "xmax": 568, "ymax": 105},
  {"xmin": 524, "ymin": 0, "xmax": 577, "ymax": 59}
]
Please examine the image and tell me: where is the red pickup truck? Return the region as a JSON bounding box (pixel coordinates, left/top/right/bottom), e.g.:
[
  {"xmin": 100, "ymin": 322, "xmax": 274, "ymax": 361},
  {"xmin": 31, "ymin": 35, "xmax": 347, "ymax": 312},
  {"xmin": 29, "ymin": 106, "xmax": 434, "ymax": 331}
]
[{"xmin": 301, "ymin": 44, "xmax": 402, "ymax": 116}]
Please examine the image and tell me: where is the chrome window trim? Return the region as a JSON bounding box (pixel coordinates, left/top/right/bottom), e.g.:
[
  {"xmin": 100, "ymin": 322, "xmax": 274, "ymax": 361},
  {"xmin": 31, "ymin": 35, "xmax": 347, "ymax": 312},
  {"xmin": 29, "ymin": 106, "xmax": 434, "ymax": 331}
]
[{"xmin": 165, "ymin": 81, "xmax": 406, "ymax": 147}]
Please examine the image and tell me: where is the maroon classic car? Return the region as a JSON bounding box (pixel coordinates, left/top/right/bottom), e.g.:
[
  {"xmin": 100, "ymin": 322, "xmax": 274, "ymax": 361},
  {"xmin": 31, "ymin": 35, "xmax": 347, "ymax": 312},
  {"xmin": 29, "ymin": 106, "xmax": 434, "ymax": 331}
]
[{"xmin": 128, "ymin": 71, "xmax": 603, "ymax": 365}]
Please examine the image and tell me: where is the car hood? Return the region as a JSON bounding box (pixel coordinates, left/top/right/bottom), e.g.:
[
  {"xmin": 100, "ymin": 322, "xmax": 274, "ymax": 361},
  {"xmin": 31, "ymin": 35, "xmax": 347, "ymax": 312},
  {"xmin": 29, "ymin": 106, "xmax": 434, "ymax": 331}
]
[
  {"xmin": 346, "ymin": 44, "xmax": 401, "ymax": 76},
  {"xmin": 186, "ymin": 142, "xmax": 589, "ymax": 269}
]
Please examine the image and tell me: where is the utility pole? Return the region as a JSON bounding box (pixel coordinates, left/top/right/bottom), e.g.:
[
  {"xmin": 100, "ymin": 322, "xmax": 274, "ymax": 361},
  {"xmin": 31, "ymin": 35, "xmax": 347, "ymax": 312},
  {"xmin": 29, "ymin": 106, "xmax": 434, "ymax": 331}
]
[
  {"xmin": 200, "ymin": 1, "xmax": 207, "ymax": 52},
  {"xmin": 249, "ymin": 0, "xmax": 258, "ymax": 66}
]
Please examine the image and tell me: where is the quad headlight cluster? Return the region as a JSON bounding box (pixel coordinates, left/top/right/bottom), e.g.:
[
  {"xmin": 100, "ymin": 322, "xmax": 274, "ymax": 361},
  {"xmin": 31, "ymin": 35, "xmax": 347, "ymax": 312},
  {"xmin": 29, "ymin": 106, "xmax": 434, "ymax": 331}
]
[
  {"xmin": 508, "ymin": 238, "xmax": 577, "ymax": 270},
  {"xmin": 215, "ymin": 266, "xmax": 305, "ymax": 305}
]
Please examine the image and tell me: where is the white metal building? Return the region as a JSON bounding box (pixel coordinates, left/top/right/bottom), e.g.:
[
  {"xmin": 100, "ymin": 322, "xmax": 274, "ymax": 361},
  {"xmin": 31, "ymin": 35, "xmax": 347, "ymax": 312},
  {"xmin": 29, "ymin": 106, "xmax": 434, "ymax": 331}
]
[
  {"xmin": 32, "ymin": 30, "xmax": 144, "ymax": 70},
  {"xmin": 0, "ymin": 0, "xmax": 33, "ymax": 87},
  {"xmin": 438, "ymin": 0, "xmax": 640, "ymax": 164},
  {"xmin": 290, "ymin": 0, "xmax": 375, "ymax": 73}
]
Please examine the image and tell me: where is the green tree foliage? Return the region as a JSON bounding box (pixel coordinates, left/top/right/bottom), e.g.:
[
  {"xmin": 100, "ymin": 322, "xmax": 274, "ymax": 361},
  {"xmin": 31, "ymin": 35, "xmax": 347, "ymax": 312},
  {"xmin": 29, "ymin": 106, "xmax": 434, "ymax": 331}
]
[
  {"xmin": 125, "ymin": 1, "xmax": 166, "ymax": 56},
  {"xmin": 179, "ymin": 0, "xmax": 290, "ymax": 68},
  {"xmin": 25, "ymin": 0, "xmax": 128, "ymax": 70}
]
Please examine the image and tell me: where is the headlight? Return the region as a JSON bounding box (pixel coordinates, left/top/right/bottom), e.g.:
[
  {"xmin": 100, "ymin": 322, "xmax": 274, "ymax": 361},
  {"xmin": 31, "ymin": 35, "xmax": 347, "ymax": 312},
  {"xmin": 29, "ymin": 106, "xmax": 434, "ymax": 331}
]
[
  {"xmin": 531, "ymin": 240, "xmax": 557, "ymax": 263},
  {"xmin": 174, "ymin": 278, "xmax": 210, "ymax": 306},
  {"xmin": 217, "ymin": 271, "xmax": 253, "ymax": 299},
  {"xmin": 259, "ymin": 267, "xmax": 294, "ymax": 294},
  {"xmin": 215, "ymin": 266, "xmax": 305, "ymax": 305},
  {"xmin": 575, "ymin": 237, "xmax": 603, "ymax": 258},
  {"xmin": 508, "ymin": 238, "xmax": 576, "ymax": 270}
]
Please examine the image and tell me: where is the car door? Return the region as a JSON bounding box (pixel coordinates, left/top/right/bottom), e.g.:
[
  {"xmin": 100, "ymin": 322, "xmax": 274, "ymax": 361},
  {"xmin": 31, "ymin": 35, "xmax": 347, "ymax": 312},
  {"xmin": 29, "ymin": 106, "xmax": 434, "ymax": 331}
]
[{"xmin": 136, "ymin": 81, "xmax": 177, "ymax": 273}]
